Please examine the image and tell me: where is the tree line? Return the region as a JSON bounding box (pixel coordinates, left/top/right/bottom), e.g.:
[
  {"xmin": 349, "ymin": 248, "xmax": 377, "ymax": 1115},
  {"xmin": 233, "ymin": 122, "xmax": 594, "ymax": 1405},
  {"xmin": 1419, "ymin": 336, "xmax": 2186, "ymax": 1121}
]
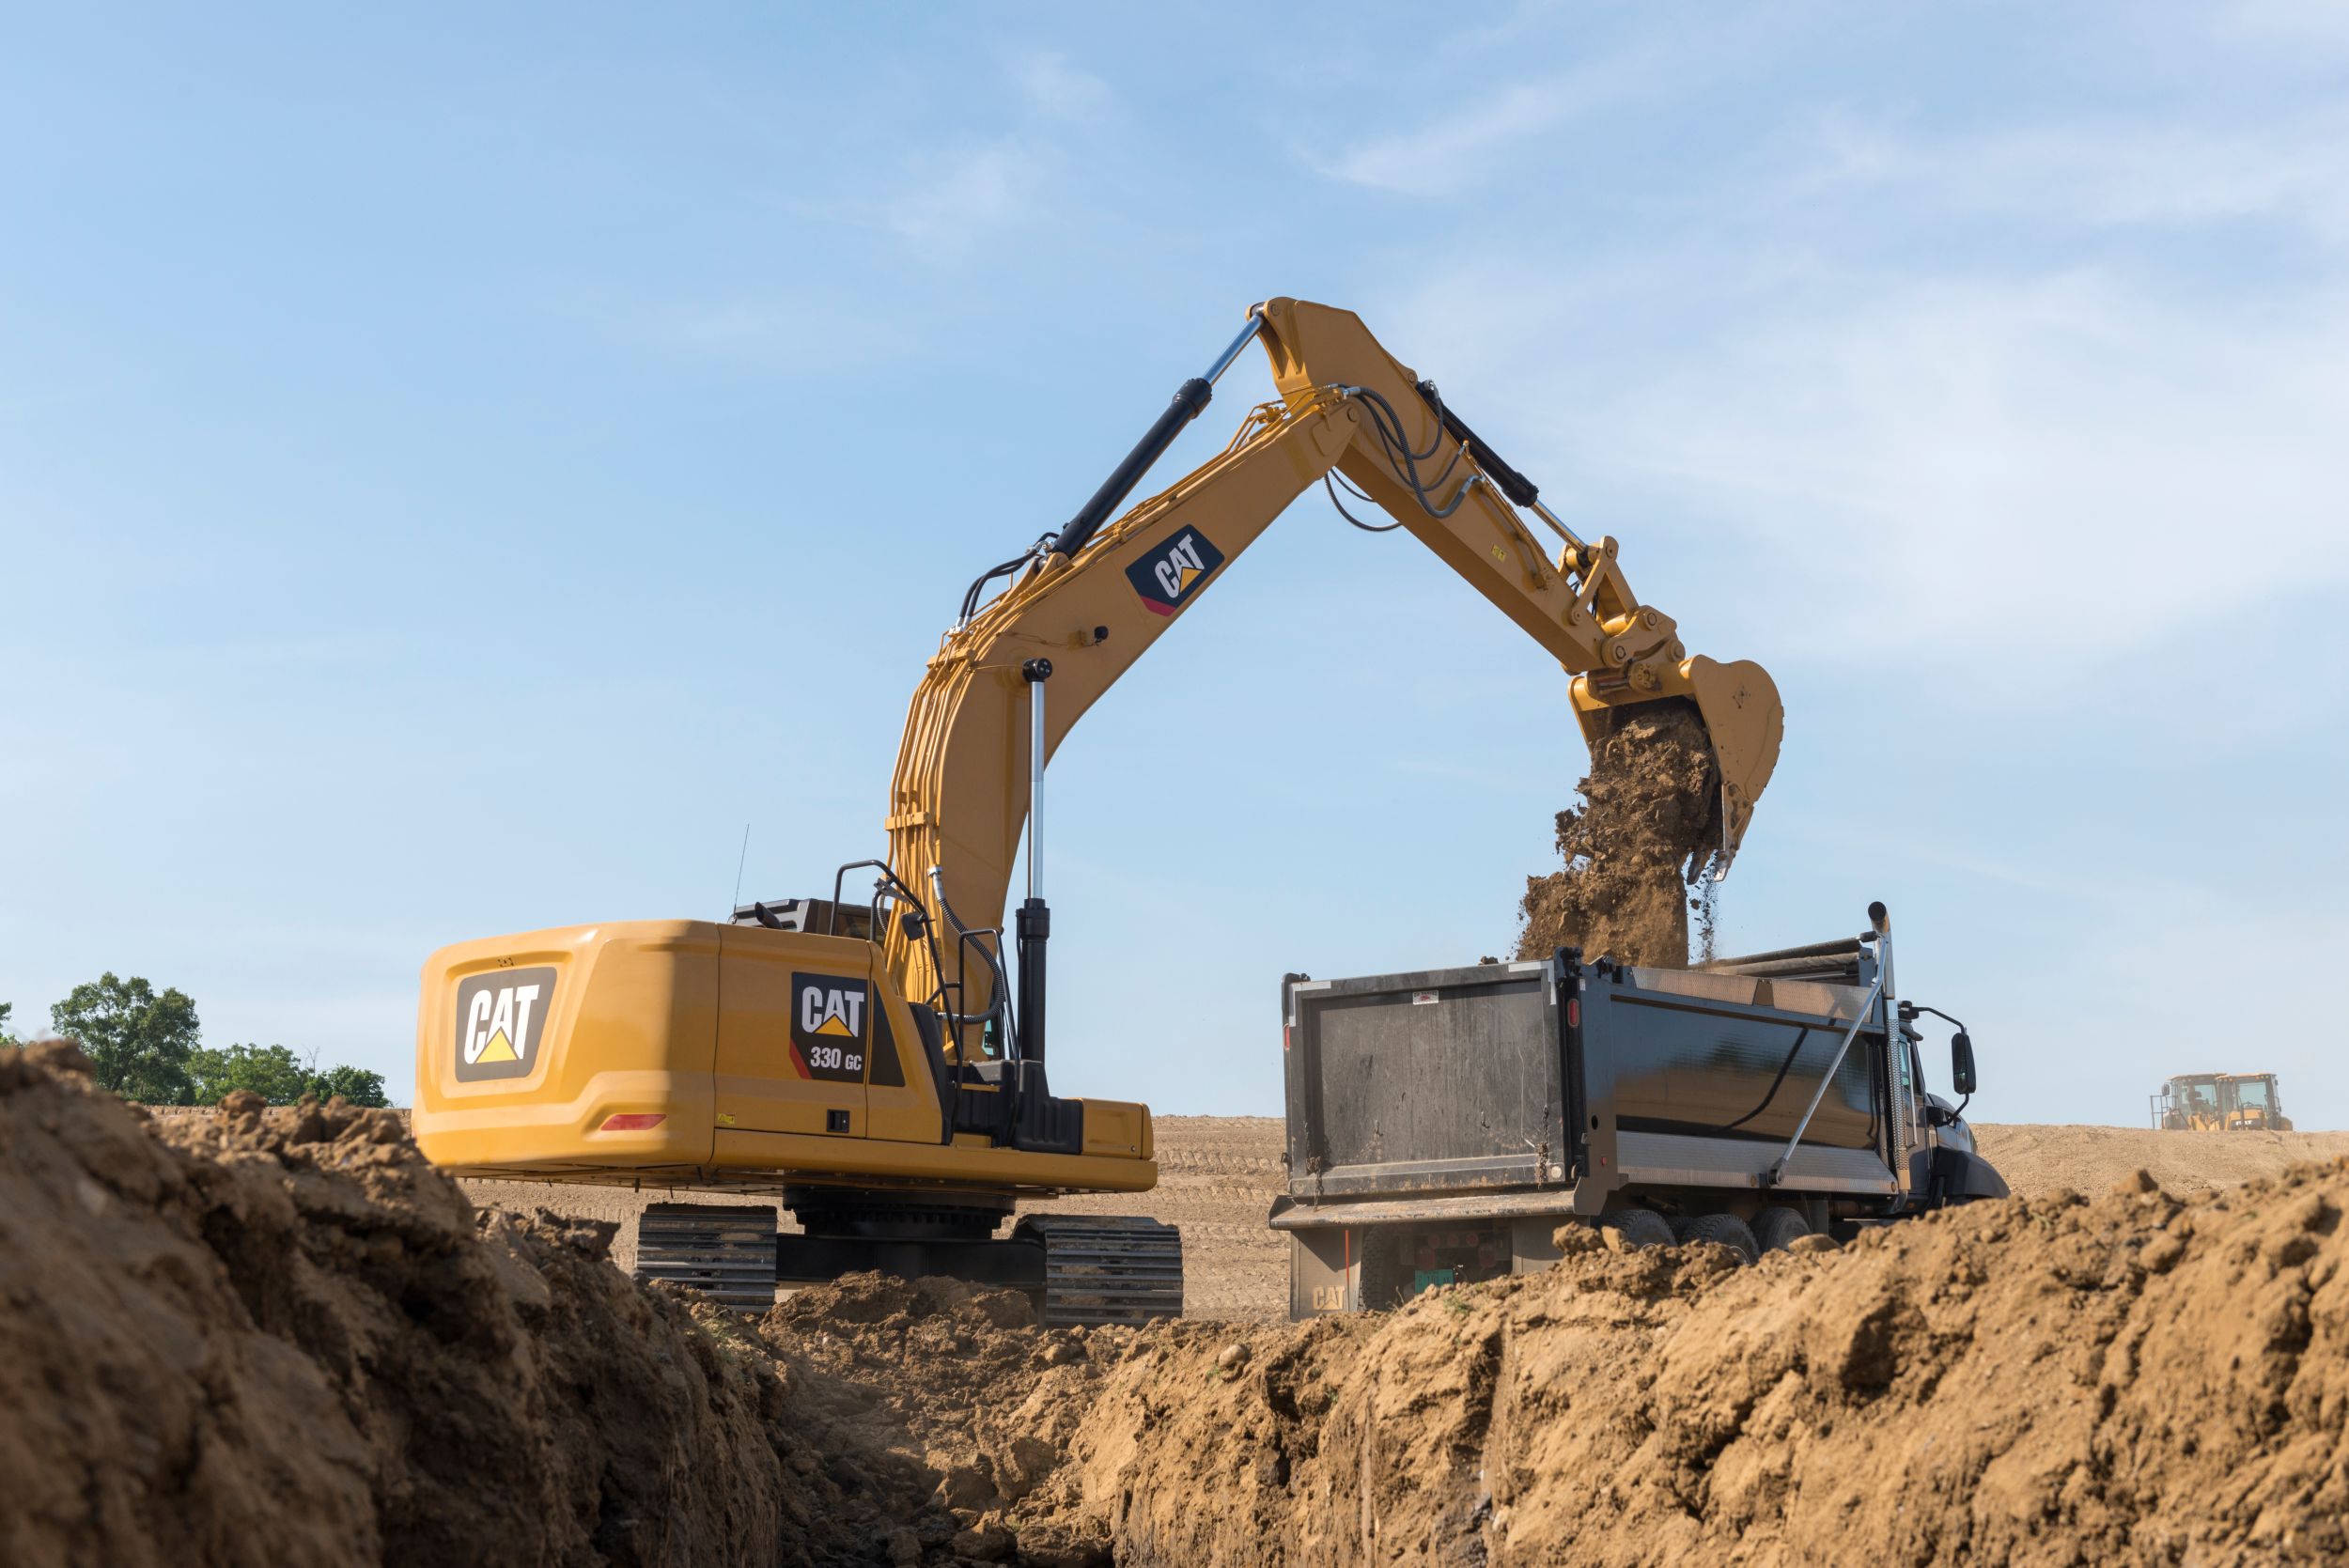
[{"xmin": 0, "ymin": 974, "xmax": 390, "ymax": 1107}]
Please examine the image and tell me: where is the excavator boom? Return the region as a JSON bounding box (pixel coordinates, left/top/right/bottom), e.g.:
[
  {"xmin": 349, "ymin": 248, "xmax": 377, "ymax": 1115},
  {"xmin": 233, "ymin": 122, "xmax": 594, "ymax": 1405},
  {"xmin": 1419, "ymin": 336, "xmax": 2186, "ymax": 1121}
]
[{"xmin": 886, "ymin": 298, "xmax": 1784, "ymax": 1043}]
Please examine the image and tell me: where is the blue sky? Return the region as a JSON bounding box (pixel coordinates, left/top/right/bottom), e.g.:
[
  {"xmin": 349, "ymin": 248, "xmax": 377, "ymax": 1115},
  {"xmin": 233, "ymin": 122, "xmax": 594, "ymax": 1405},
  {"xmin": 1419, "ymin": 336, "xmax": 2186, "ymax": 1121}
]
[{"xmin": 4, "ymin": 4, "xmax": 2345, "ymax": 1127}]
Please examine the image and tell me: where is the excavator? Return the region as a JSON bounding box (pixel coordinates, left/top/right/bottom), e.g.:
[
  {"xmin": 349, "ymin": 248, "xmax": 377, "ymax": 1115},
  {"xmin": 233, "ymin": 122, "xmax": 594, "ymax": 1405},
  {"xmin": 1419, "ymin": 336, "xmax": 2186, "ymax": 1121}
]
[{"xmin": 412, "ymin": 298, "xmax": 1785, "ymax": 1324}]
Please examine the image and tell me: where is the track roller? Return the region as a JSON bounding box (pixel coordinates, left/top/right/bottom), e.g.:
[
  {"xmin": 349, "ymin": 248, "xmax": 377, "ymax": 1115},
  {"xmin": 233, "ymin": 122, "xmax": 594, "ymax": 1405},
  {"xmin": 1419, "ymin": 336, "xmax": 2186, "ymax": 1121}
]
[
  {"xmin": 1012, "ymin": 1215, "xmax": 1184, "ymax": 1327},
  {"xmin": 632, "ymin": 1203, "xmax": 780, "ymax": 1313}
]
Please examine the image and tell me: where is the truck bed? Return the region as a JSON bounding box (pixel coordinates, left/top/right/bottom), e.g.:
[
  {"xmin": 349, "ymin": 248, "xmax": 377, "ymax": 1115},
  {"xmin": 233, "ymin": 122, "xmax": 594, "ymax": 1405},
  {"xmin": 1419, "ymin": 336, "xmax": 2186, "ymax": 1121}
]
[{"xmin": 1279, "ymin": 951, "xmax": 1902, "ymax": 1219}]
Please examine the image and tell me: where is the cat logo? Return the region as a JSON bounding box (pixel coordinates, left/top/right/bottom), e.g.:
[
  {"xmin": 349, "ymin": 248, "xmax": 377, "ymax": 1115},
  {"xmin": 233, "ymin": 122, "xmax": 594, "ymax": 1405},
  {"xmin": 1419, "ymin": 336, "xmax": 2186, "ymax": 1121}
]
[
  {"xmin": 789, "ymin": 972, "xmax": 869, "ymax": 1084},
  {"xmin": 453, "ymin": 966, "xmax": 558, "ymax": 1082},
  {"xmin": 1125, "ymin": 526, "xmax": 1226, "ymax": 617}
]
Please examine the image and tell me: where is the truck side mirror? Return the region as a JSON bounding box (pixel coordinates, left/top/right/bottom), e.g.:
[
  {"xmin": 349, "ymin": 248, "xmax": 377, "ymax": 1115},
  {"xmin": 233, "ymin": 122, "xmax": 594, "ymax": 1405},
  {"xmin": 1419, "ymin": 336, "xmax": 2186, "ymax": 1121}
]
[{"xmin": 1950, "ymin": 1031, "xmax": 1978, "ymax": 1097}]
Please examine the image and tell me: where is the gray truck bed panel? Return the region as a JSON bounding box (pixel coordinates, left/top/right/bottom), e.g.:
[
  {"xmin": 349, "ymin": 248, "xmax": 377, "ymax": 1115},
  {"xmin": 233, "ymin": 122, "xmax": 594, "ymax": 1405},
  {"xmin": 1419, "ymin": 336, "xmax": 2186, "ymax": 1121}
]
[
  {"xmin": 1284, "ymin": 953, "xmax": 1895, "ymax": 1205},
  {"xmin": 1599, "ymin": 985, "xmax": 1877, "ymax": 1151},
  {"xmin": 1305, "ymin": 969, "xmax": 1559, "ymax": 1171}
]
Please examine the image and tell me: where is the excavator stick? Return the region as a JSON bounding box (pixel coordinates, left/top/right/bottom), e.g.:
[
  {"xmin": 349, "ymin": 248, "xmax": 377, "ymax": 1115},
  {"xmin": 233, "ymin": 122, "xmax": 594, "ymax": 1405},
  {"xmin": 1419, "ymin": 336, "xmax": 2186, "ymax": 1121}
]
[{"xmin": 1570, "ymin": 656, "xmax": 1783, "ymax": 875}]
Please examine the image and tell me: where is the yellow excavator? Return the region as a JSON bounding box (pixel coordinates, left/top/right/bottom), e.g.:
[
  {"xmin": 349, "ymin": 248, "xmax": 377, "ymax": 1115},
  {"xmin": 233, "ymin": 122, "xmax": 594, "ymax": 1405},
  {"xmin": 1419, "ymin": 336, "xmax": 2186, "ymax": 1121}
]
[{"xmin": 412, "ymin": 298, "xmax": 1785, "ymax": 1323}]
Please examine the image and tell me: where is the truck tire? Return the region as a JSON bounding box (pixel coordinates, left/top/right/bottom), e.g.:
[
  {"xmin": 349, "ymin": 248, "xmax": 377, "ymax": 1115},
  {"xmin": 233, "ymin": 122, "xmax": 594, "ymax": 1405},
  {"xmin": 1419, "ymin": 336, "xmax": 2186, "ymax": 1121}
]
[
  {"xmin": 1601, "ymin": 1210, "xmax": 1674, "ymax": 1250},
  {"xmin": 1672, "ymin": 1212, "xmax": 1760, "ymax": 1265},
  {"xmin": 1751, "ymin": 1206, "xmax": 1811, "ymax": 1254}
]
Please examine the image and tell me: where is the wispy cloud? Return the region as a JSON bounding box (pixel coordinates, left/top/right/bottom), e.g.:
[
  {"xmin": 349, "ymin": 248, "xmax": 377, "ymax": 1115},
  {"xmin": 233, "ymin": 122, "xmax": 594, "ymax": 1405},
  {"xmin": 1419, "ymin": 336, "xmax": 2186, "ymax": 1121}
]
[
  {"xmin": 1308, "ymin": 48, "xmax": 1669, "ymax": 196},
  {"xmin": 881, "ymin": 141, "xmax": 1038, "ymax": 247},
  {"xmin": 1365, "ymin": 76, "xmax": 2349, "ymax": 694},
  {"xmin": 747, "ymin": 54, "xmax": 1113, "ymax": 261},
  {"xmin": 631, "ymin": 296, "xmax": 913, "ymax": 367},
  {"xmin": 1798, "ymin": 108, "xmax": 2349, "ymax": 245},
  {"xmin": 1577, "ymin": 271, "xmax": 2349, "ymax": 674},
  {"xmin": 1009, "ymin": 51, "xmax": 1112, "ymax": 123}
]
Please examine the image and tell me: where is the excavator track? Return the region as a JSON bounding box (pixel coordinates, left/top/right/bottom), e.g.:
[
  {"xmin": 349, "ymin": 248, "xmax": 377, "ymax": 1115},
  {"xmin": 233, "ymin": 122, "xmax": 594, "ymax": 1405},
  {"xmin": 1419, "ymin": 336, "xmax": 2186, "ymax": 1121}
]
[
  {"xmin": 1014, "ymin": 1215, "xmax": 1184, "ymax": 1327},
  {"xmin": 632, "ymin": 1203, "xmax": 779, "ymax": 1314}
]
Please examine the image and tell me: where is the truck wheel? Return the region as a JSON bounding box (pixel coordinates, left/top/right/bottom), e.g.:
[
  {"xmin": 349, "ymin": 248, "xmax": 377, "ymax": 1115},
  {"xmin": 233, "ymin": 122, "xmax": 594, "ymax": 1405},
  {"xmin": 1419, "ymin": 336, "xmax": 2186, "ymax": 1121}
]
[
  {"xmin": 1601, "ymin": 1210, "xmax": 1674, "ymax": 1250},
  {"xmin": 1672, "ymin": 1213, "xmax": 1760, "ymax": 1265},
  {"xmin": 1751, "ymin": 1207, "xmax": 1811, "ymax": 1253}
]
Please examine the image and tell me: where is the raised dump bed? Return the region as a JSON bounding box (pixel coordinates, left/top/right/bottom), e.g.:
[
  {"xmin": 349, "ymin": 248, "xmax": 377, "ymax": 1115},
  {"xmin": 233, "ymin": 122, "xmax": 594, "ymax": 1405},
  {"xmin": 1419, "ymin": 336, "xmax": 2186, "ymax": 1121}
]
[{"xmin": 1271, "ymin": 906, "xmax": 2006, "ymax": 1316}]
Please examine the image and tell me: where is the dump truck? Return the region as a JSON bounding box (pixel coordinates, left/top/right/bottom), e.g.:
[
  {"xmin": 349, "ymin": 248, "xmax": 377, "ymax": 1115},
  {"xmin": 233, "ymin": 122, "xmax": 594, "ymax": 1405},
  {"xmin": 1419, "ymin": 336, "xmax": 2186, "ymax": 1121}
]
[
  {"xmin": 2152, "ymin": 1072, "xmax": 2292, "ymax": 1132},
  {"xmin": 1272, "ymin": 904, "xmax": 2004, "ymax": 1316}
]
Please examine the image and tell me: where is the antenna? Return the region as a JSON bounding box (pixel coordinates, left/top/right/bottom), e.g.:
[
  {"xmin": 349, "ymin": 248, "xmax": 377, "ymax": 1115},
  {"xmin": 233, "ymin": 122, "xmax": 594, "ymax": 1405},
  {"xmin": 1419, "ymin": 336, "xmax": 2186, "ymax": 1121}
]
[{"xmin": 730, "ymin": 823, "xmax": 752, "ymax": 912}]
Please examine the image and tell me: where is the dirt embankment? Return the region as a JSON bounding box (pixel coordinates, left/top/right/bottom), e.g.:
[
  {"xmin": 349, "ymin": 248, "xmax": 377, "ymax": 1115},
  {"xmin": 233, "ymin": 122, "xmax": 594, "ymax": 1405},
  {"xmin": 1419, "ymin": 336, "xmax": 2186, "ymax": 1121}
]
[
  {"xmin": 1516, "ymin": 702, "xmax": 1720, "ymax": 967},
  {"xmin": 1057, "ymin": 1163, "xmax": 2349, "ymax": 1565},
  {"xmin": 18, "ymin": 1042, "xmax": 2349, "ymax": 1565},
  {"xmin": 0, "ymin": 1042, "xmax": 964, "ymax": 1568},
  {"xmin": 122, "ymin": 1109, "xmax": 2349, "ymax": 1330}
]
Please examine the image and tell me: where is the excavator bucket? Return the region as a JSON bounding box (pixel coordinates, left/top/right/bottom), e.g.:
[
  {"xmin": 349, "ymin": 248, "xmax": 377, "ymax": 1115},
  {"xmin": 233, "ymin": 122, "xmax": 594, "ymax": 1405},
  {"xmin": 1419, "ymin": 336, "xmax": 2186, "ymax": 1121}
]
[{"xmin": 1570, "ymin": 656, "xmax": 1783, "ymax": 876}]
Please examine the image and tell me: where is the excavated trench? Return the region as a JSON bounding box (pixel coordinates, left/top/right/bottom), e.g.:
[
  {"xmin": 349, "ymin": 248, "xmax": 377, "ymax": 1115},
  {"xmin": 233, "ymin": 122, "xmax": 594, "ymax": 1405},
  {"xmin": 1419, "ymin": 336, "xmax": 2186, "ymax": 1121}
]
[{"xmin": 9, "ymin": 1042, "xmax": 2349, "ymax": 1565}]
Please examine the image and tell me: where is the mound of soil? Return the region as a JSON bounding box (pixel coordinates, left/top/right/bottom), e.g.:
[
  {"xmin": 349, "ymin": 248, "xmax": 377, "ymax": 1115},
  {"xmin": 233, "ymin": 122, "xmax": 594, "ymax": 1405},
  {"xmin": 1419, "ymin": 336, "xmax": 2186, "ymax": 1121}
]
[
  {"xmin": 0, "ymin": 1041, "xmax": 951, "ymax": 1568},
  {"xmin": 750, "ymin": 1274, "xmax": 1164, "ymax": 1565},
  {"xmin": 16, "ymin": 1036, "xmax": 2349, "ymax": 1565},
  {"xmin": 1517, "ymin": 702, "xmax": 1721, "ymax": 968},
  {"xmin": 1050, "ymin": 1161, "xmax": 2349, "ymax": 1565}
]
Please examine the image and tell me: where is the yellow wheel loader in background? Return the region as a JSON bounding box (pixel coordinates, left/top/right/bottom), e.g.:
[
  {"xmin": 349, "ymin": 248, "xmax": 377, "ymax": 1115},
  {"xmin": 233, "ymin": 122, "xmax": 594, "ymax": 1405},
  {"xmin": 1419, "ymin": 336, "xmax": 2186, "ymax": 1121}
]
[
  {"xmin": 2153, "ymin": 1072, "xmax": 2293, "ymax": 1132},
  {"xmin": 412, "ymin": 299, "xmax": 1787, "ymax": 1322}
]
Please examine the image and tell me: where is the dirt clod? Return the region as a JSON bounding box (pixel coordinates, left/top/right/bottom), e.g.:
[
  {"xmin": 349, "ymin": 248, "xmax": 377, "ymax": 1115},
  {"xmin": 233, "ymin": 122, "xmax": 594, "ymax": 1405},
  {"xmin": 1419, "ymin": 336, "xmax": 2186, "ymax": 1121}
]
[{"xmin": 1516, "ymin": 702, "xmax": 1722, "ymax": 967}]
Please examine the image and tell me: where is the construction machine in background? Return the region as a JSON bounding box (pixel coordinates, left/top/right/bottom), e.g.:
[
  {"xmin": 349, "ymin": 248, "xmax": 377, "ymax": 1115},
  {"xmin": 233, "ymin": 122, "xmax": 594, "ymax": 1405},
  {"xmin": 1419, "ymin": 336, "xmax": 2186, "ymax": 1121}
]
[
  {"xmin": 2153, "ymin": 1072, "xmax": 2293, "ymax": 1132},
  {"xmin": 412, "ymin": 299, "xmax": 1787, "ymax": 1324}
]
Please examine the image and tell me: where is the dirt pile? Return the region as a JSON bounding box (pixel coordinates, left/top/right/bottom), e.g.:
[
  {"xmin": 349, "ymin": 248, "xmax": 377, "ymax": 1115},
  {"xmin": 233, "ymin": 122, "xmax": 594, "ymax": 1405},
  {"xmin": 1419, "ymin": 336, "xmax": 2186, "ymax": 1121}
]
[
  {"xmin": 1516, "ymin": 702, "xmax": 1720, "ymax": 967},
  {"xmin": 0, "ymin": 1042, "xmax": 954, "ymax": 1568},
  {"xmin": 1048, "ymin": 1162, "xmax": 2349, "ymax": 1565},
  {"xmin": 748, "ymin": 1274, "xmax": 1173, "ymax": 1565}
]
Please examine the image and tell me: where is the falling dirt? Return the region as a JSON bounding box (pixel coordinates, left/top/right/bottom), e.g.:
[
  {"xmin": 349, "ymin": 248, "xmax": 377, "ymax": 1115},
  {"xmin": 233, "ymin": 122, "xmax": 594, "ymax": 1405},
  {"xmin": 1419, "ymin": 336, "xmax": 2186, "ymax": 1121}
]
[{"xmin": 1516, "ymin": 702, "xmax": 1721, "ymax": 968}]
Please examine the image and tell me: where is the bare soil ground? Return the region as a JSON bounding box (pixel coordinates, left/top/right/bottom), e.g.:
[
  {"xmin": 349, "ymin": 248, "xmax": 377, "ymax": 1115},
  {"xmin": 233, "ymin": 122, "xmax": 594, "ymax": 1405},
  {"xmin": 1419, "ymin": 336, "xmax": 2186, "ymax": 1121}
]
[
  {"xmin": 464, "ymin": 1115, "xmax": 2349, "ymax": 1326},
  {"xmin": 22, "ymin": 1048, "xmax": 2349, "ymax": 1565},
  {"xmin": 1974, "ymin": 1122, "xmax": 2349, "ymax": 1198}
]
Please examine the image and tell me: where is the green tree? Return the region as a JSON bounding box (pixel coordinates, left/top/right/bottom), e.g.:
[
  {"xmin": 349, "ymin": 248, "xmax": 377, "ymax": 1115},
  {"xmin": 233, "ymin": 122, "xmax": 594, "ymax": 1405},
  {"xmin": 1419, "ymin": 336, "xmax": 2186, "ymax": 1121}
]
[
  {"xmin": 0, "ymin": 1001, "xmax": 17, "ymax": 1048},
  {"xmin": 304, "ymin": 1063, "xmax": 390, "ymax": 1107},
  {"xmin": 186, "ymin": 1042, "xmax": 311, "ymax": 1104},
  {"xmin": 51, "ymin": 973, "xmax": 200, "ymax": 1103},
  {"xmin": 186, "ymin": 1043, "xmax": 393, "ymax": 1108}
]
